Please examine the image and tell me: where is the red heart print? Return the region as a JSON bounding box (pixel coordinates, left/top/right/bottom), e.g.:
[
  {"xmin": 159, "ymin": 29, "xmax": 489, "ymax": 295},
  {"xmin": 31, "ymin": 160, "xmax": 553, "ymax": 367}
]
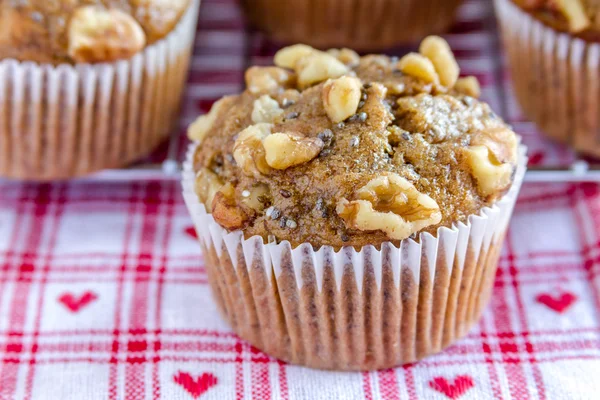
[
  {"xmin": 58, "ymin": 291, "xmax": 98, "ymax": 313},
  {"xmin": 536, "ymin": 292, "xmax": 577, "ymax": 314},
  {"xmin": 528, "ymin": 151, "xmax": 545, "ymax": 166},
  {"xmin": 173, "ymin": 371, "xmax": 218, "ymax": 398},
  {"xmin": 185, "ymin": 226, "xmax": 198, "ymax": 240},
  {"xmin": 429, "ymin": 375, "xmax": 474, "ymax": 399}
]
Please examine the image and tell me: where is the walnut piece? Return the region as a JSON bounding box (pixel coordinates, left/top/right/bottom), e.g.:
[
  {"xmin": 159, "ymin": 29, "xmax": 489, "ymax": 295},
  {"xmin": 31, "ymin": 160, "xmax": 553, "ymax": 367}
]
[
  {"xmin": 188, "ymin": 97, "xmax": 231, "ymax": 142},
  {"xmin": 274, "ymin": 44, "xmax": 316, "ymax": 69},
  {"xmin": 327, "ymin": 48, "xmax": 360, "ymax": 66},
  {"xmin": 419, "ymin": 36, "xmax": 459, "ymax": 88},
  {"xmin": 212, "ymin": 184, "xmax": 250, "ymax": 231},
  {"xmin": 555, "ymin": 0, "xmax": 590, "ymax": 32},
  {"xmin": 240, "ymin": 183, "xmax": 270, "ymax": 211},
  {"xmin": 245, "ymin": 66, "xmax": 295, "ymax": 94},
  {"xmin": 463, "ymin": 145, "xmax": 514, "ymax": 198},
  {"xmin": 322, "ymin": 76, "xmax": 362, "ymax": 123},
  {"xmin": 471, "ymin": 127, "xmax": 518, "ymax": 165},
  {"xmin": 233, "ymin": 123, "xmax": 273, "ymax": 177},
  {"xmin": 263, "ymin": 132, "xmax": 324, "ymax": 170},
  {"xmin": 296, "ymin": 52, "xmax": 350, "ymax": 89},
  {"xmin": 336, "ymin": 174, "xmax": 442, "ymax": 240},
  {"xmin": 251, "ymin": 95, "xmax": 283, "ymax": 124},
  {"xmin": 397, "ymin": 53, "xmax": 439, "ymax": 85},
  {"xmin": 454, "ymin": 76, "xmax": 481, "ymax": 98},
  {"xmin": 195, "ymin": 168, "xmax": 224, "ymax": 212},
  {"xmin": 68, "ymin": 6, "xmax": 146, "ymax": 63}
]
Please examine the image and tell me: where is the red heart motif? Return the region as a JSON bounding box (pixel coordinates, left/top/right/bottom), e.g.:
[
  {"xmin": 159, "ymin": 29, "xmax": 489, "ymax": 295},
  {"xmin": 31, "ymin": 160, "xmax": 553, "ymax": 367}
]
[
  {"xmin": 173, "ymin": 371, "xmax": 218, "ymax": 398},
  {"xmin": 528, "ymin": 151, "xmax": 545, "ymax": 166},
  {"xmin": 429, "ymin": 375, "xmax": 474, "ymax": 399},
  {"xmin": 184, "ymin": 226, "xmax": 198, "ymax": 240},
  {"xmin": 58, "ymin": 291, "xmax": 98, "ymax": 313},
  {"xmin": 536, "ymin": 292, "xmax": 577, "ymax": 314}
]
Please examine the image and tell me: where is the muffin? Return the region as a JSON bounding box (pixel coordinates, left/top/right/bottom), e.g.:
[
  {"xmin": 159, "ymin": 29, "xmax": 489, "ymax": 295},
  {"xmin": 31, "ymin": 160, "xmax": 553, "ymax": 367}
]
[
  {"xmin": 182, "ymin": 37, "xmax": 527, "ymax": 371},
  {"xmin": 241, "ymin": 0, "xmax": 464, "ymax": 50},
  {"xmin": 0, "ymin": 0, "xmax": 199, "ymax": 180},
  {"xmin": 495, "ymin": 0, "xmax": 600, "ymax": 157}
]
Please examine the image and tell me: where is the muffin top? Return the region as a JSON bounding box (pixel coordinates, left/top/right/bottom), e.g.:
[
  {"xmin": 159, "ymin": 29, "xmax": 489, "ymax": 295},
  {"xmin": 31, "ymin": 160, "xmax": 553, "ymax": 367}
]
[
  {"xmin": 514, "ymin": 0, "xmax": 600, "ymax": 38},
  {"xmin": 189, "ymin": 37, "xmax": 519, "ymax": 249},
  {"xmin": 0, "ymin": 0, "xmax": 190, "ymax": 64}
]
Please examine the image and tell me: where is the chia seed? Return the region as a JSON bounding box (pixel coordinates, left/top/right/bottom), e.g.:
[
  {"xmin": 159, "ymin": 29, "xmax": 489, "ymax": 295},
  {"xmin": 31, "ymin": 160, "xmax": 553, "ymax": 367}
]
[
  {"xmin": 282, "ymin": 98, "xmax": 295, "ymax": 108},
  {"xmin": 279, "ymin": 216, "xmax": 288, "ymax": 228},
  {"xmin": 271, "ymin": 208, "xmax": 281, "ymax": 220},
  {"xmin": 341, "ymin": 234, "xmax": 349, "ymax": 242},
  {"xmin": 316, "ymin": 198, "xmax": 325, "ymax": 211},
  {"xmin": 241, "ymin": 190, "xmax": 250, "ymax": 198},
  {"xmin": 319, "ymin": 148, "xmax": 332, "ymax": 157},
  {"xmin": 401, "ymin": 132, "xmax": 411, "ymax": 141},
  {"xmin": 363, "ymin": 83, "xmax": 372, "ymax": 89},
  {"xmin": 336, "ymin": 122, "xmax": 345, "ymax": 129},
  {"xmin": 350, "ymin": 136, "xmax": 360, "ymax": 147},
  {"xmin": 461, "ymin": 96, "xmax": 475, "ymax": 107},
  {"xmin": 285, "ymin": 111, "xmax": 299, "ymax": 119},
  {"xmin": 358, "ymin": 112, "xmax": 368, "ymax": 122},
  {"xmin": 358, "ymin": 101, "xmax": 365, "ymax": 109},
  {"xmin": 285, "ymin": 219, "xmax": 297, "ymax": 229},
  {"xmin": 265, "ymin": 206, "xmax": 274, "ymax": 217},
  {"xmin": 317, "ymin": 129, "xmax": 334, "ymax": 145},
  {"xmin": 361, "ymin": 93, "xmax": 368, "ymax": 101},
  {"xmin": 280, "ymin": 189, "xmax": 291, "ymax": 198}
]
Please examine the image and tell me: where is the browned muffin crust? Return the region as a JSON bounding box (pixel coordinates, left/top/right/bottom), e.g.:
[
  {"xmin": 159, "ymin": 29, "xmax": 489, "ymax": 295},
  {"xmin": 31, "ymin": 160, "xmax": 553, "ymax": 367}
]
[
  {"xmin": 0, "ymin": 0, "xmax": 190, "ymax": 64},
  {"xmin": 513, "ymin": 0, "xmax": 600, "ymax": 40},
  {"xmin": 190, "ymin": 38, "xmax": 519, "ymax": 249}
]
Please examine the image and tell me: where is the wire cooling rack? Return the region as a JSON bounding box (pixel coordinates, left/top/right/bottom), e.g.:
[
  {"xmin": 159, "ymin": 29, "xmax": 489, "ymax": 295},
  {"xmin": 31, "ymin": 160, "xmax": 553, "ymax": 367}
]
[{"xmin": 84, "ymin": 0, "xmax": 600, "ymax": 183}]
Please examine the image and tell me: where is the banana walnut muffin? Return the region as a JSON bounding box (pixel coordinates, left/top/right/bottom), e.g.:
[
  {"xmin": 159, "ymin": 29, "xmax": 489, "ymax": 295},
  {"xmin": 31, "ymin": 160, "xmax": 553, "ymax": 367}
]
[
  {"xmin": 0, "ymin": 0, "xmax": 190, "ymax": 63},
  {"xmin": 513, "ymin": 0, "xmax": 600, "ymax": 37},
  {"xmin": 189, "ymin": 37, "xmax": 519, "ymax": 249}
]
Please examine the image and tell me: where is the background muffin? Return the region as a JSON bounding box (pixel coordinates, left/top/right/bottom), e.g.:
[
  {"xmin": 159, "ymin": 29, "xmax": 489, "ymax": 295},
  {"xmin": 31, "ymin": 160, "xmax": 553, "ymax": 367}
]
[
  {"xmin": 496, "ymin": 0, "xmax": 600, "ymax": 157},
  {"xmin": 0, "ymin": 0, "xmax": 199, "ymax": 180},
  {"xmin": 240, "ymin": 0, "xmax": 464, "ymax": 50},
  {"xmin": 183, "ymin": 37, "xmax": 527, "ymax": 370}
]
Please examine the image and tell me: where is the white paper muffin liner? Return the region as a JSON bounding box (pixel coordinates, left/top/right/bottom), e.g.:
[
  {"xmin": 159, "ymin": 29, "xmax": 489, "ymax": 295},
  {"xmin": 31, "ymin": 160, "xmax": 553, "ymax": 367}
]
[
  {"xmin": 495, "ymin": 0, "xmax": 600, "ymax": 156},
  {"xmin": 182, "ymin": 141, "xmax": 528, "ymax": 371},
  {"xmin": 0, "ymin": 0, "xmax": 200, "ymax": 180}
]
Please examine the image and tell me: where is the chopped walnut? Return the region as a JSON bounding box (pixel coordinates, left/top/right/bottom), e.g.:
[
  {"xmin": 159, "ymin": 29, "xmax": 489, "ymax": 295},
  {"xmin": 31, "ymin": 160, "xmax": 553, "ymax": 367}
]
[
  {"xmin": 212, "ymin": 184, "xmax": 251, "ymax": 231},
  {"xmin": 555, "ymin": 0, "xmax": 590, "ymax": 32},
  {"xmin": 322, "ymin": 76, "xmax": 362, "ymax": 123},
  {"xmin": 251, "ymin": 95, "xmax": 284, "ymax": 124},
  {"xmin": 195, "ymin": 168, "xmax": 224, "ymax": 212},
  {"xmin": 397, "ymin": 53, "xmax": 440, "ymax": 85},
  {"xmin": 245, "ymin": 66, "xmax": 296, "ymax": 94},
  {"xmin": 232, "ymin": 123, "xmax": 273, "ymax": 177},
  {"xmin": 327, "ymin": 48, "xmax": 360, "ymax": 67},
  {"xmin": 336, "ymin": 174, "xmax": 442, "ymax": 240},
  {"xmin": 419, "ymin": 36, "xmax": 459, "ymax": 88},
  {"xmin": 274, "ymin": 44, "xmax": 316, "ymax": 69},
  {"xmin": 463, "ymin": 145, "xmax": 514, "ymax": 198},
  {"xmin": 471, "ymin": 127, "xmax": 518, "ymax": 165},
  {"xmin": 68, "ymin": 6, "xmax": 146, "ymax": 63},
  {"xmin": 263, "ymin": 132, "xmax": 324, "ymax": 170},
  {"xmin": 188, "ymin": 97, "xmax": 231, "ymax": 142},
  {"xmin": 240, "ymin": 183, "xmax": 270, "ymax": 211},
  {"xmin": 455, "ymin": 77, "xmax": 481, "ymax": 98},
  {"xmin": 296, "ymin": 52, "xmax": 350, "ymax": 89}
]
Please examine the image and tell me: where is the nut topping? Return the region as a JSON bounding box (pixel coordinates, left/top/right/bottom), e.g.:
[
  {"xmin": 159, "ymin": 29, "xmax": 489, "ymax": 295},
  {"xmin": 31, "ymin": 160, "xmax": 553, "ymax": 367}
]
[
  {"xmin": 251, "ymin": 95, "xmax": 284, "ymax": 123},
  {"xmin": 263, "ymin": 133, "xmax": 324, "ymax": 170},
  {"xmin": 419, "ymin": 36, "xmax": 460, "ymax": 88},
  {"xmin": 296, "ymin": 53, "xmax": 350, "ymax": 89},
  {"xmin": 454, "ymin": 76, "xmax": 481, "ymax": 98},
  {"xmin": 195, "ymin": 168, "xmax": 224, "ymax": 212},
  {"xmin": 68, "ymin": 6, "xmax": 146, "ymax": 63},
  {"xmin": 188, "ymin": 97, "xmax": 231, "ymax": 142},
  {"xmin": 322, "ymin": 76, "xmax": 362, "ymax": 123},
  {"xmin": 397, "ymin": 53, "xmax": 440, "ymax": 85},
  {"xmin": 274, "ymin": 44, "xmax": 316, "ymax": 69},
  {"xmin": 336, "ymin": 174, "xmax": 442, "ymax": 240},
  {"xmin": 232, "ymin": 123, "xmax": 273, "ymax": 177},
  {"xmin": 463, "ymin": 145, "xmax": 514, "ymax": 198},
  {"xmin": 245, "ymin": 66, "xmax": 296, "ymax": 94}
]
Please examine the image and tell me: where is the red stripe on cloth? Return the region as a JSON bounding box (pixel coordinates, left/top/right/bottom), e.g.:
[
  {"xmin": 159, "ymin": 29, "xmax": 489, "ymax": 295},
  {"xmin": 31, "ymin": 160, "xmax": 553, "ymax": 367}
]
[
  {"xmin": 478, "ymin": 329, "xmax": 504, "ymax": 400},
  {"xmin": 235, "ymin": 341, "xmax": 244, "ymax": 400},
  {"xmin": 109, "ymin": 184, "xmax": 140, "ymax": 400},
  {"xmin": 250, "ymin": 347, "xmax": 271, "ymax": 400},
  {"xmin": 277, "ymin": 361, "xmax": 289, "ymax": 400},
  {"xmin": 362, "ymin": 372, "xmax": 373, "ymax": 400},
  {"xmin": 402, "ymin": 365, "xmax": 418, "ymax": 400},
  {"xmin": 377, "ymin": 369, "xmax": 400, "ymax": 400}
]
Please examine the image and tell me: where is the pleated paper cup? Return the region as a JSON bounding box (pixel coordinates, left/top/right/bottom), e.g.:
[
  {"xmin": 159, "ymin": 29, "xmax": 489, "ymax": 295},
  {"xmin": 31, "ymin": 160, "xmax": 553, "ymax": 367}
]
[
  {"xmin": 241, "ymin": 0, "xmax": 463, "ymax": 51},
  {"xmin": 495, "ymin": 0, "xmax": 600, "ymax": 157},
  {"xmin": 182, "ymin": 142, "xmax": 527, "ymax": 371},
  {"xmin": 0, "ymin": 0, "xmax": 200, "ymax": 180}
]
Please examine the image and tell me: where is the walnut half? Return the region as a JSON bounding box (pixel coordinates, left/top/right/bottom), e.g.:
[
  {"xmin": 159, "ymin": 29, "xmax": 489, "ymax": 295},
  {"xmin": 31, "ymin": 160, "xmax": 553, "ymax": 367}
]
[
  {"xmin": 263, "ymin": 132, "xmax": 324, "ymax": 170},
  {"xmin": 336, "ymin": 174, "xmax": 442, "ymax": 240},
  {"xmin": 68, "ymin": 6, "xmax": 146, "ymax": 63},
  {"xmin": 463, "ymin": 145, "xmax": 514, "ymax": 198}
]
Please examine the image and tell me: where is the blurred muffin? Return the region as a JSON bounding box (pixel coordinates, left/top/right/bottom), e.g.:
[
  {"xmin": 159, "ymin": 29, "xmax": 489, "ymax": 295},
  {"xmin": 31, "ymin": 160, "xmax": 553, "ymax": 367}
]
[
  {"xmin": 182, "ymin": 36, "xmax": 527, "ymax": 370},
  {"xmin": 240, "ymin": 0, "xmax": 464, "ymax": 50},
  {"xmin": 0, "ymin": 0, "xmax": 199, "ymax": 180},
  {"xmin": 496, "ymin": 0, "xmax": 600, "ymax": 156}
]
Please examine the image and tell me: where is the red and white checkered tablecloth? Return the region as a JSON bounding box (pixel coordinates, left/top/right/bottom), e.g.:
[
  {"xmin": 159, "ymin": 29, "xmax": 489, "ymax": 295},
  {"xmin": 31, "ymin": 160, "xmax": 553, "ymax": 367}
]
[{"xmin": 1, "ymin": 0, "xmax": 600, "ymax": 399}]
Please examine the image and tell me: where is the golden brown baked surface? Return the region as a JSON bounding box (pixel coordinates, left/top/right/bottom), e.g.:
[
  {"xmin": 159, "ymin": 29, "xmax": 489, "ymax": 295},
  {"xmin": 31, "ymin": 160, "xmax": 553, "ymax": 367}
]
[
  {"xmin": 190, "ymin": 37, "xmax": 519, "ymax": 249},
  {"xmin": 513, "ymin": 0, "xmax": 600, "ymax": 39},
  {"xmin": 0, "ymin": 0, "xmax": 190, "ymax": 64}
]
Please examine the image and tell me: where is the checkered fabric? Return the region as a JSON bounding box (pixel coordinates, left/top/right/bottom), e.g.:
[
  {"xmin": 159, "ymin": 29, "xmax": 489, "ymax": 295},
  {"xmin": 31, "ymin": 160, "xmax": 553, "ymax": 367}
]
[{"xmin": 1, "ymin": 0, "xmax": 599, "ymax": 399}]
